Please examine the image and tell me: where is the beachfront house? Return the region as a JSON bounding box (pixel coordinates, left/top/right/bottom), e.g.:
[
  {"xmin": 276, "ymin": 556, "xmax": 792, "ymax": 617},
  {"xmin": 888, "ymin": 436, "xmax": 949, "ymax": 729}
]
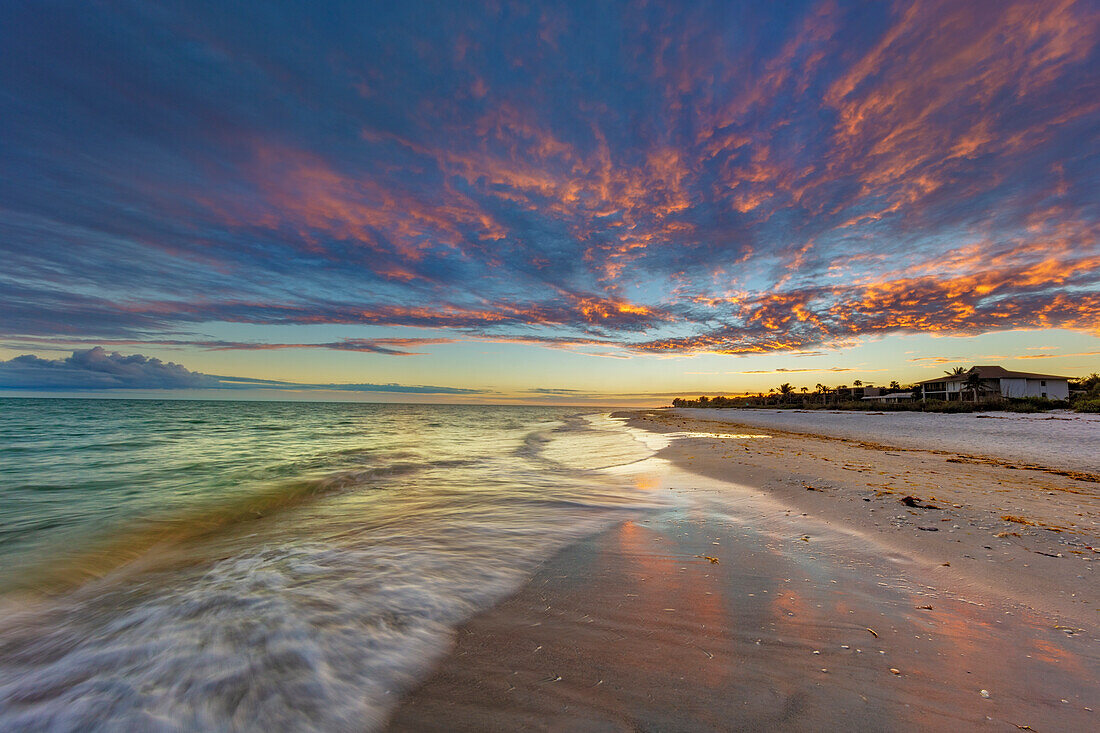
[
  {"xmin": 856, "ymin": 385, "xmax": 914, "ymax": 403},
  {"xmin": 917, "ymin": 366, "xmax": 1070, "ymax": 401},
  {"xmin": 861, "ymin": 391, "xmax": 914, "ymax": 404}
]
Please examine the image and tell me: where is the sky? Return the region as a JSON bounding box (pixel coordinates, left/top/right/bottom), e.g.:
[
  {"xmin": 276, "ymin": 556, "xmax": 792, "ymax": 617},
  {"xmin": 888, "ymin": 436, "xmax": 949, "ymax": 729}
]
[{"xmin": 1, "ymin": 0, "xmax": 1098, "ymax": 404}]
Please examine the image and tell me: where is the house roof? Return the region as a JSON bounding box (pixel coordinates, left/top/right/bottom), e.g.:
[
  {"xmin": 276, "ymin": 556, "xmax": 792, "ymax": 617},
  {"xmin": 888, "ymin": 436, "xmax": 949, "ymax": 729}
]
[{"xmin": 917, "ymin": 365, "xmax": 1072, "ymax": 385}]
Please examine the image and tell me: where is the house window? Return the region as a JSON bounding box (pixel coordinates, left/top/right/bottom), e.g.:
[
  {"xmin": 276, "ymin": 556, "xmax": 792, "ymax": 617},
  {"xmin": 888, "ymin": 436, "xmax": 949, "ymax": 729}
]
[
  {"xmin": 1042, "ymin": 392, "xmax": 1047, "ymax": 398},
  {"xmin": 1040, "ymin": 380, "xmax": 1046, "ymax": 386}
]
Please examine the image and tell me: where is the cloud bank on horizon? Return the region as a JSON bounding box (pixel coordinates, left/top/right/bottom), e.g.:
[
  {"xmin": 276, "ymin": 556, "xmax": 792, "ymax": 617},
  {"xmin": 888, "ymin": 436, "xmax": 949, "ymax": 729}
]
[
  {"xmin": 0, "ymin": 348, "xmax": 489, "ymax": 394},
  {"xmin": 1, "ymin": 0, "xmax": 1098, "ymax": 373}
]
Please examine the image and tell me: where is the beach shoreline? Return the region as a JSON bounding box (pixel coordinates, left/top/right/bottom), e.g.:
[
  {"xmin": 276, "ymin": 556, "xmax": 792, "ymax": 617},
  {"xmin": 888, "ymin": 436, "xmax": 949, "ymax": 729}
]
[
  {"xmin": 386, "ymin": 408, "xmax": 1099, "ymax": 730},
  {"xmin": 623, "ymin": 408, "xmax": 1100, "ymax": 623},
  {"xmin": 661, "ymin": 407, "xmax": 1100, "ymax": 476}
]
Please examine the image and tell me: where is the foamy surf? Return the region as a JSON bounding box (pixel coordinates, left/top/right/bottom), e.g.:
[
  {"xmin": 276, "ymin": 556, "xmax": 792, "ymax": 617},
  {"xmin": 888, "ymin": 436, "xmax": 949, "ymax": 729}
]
[{"xmin": 0, "ymin": 401, "xmax": 665, "ymax": 731}]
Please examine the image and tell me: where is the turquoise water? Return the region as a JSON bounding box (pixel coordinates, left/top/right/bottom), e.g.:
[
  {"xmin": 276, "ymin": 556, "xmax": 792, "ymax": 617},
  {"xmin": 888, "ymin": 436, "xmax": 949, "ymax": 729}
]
[{"xmin": 0, "ymin": 399, "xmax": 660, "ymax": 730}]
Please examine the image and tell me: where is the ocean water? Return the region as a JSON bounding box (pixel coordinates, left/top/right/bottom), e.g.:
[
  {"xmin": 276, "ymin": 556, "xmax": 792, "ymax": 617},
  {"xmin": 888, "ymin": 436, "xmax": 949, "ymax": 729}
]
[{"xmin": 0, "ymin": 399, "xmax": 662, "ymax": 731}]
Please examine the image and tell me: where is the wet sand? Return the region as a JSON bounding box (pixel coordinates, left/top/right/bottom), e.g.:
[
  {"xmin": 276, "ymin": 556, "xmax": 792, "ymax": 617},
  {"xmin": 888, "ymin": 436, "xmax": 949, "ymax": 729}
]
[
  {"xmin": 385, "ymin": 411, "xmax": 1098, "ymax": 731},
  {"xmin": 628, "ymin": 408, "xmax": 1100, "ymax": 625}
]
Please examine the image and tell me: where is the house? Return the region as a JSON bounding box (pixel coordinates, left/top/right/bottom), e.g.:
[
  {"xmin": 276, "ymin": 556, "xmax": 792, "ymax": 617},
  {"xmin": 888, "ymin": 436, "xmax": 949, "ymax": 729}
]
[
  {"xmin": 917, "ymin": 366, "xmax": 1070, "ymax": 401},
  {"xmin": 862, "ymin": 391, "xmax": 914, "ymax": 403},
  {"xmin": 836, "ymin": 384, "xmax": 875, "ymax": 400}
]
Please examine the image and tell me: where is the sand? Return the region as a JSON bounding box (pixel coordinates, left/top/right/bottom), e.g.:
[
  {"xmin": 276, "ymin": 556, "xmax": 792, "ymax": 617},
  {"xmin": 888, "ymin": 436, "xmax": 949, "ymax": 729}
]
[
  {"xmin": 628, "ymin": 409, "xmax": 1100, "ymax": 624},
  {"xmin": 385, "ymin": 409, "xmax": 1098, "ymax": 731}
]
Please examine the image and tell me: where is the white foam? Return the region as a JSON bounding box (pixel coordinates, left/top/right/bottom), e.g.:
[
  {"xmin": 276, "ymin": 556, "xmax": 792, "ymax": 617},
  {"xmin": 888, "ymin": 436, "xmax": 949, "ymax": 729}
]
[{"xmin": 0, "ymin": 406, "xmax": 678, "ymax": 731}]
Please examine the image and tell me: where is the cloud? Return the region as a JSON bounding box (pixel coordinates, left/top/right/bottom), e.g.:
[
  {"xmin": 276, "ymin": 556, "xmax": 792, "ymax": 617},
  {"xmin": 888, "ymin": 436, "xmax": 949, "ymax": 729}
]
[
  {"xmin": 1, "ymin": 336, "xmax": 455, "ymax": 357},
  {"xmin": 0, "ymin": 333, "xmax": 631, "ymax": 359},
  {"xmin": 0, "ymin": 349, "xmax": 487, "ymax": 394},
  {"xmin": 0, "ymin": 348, "xmax": 221, "ymax": 390},
  {"xmin": 1015, "ymin": 351, "xmax": 1100, "ymax": 360},
  {"xmin": 524, "ymin": 387, "xmax": 588, "ymax": 395},
  {"xmin": 907, "ymin": 356, "xmax": 965, "ymax": 364},
  {"xmin": 197, "ymin": 338, "xmax": 451, "ymax": 356},
  {"xmin": 302, "ymin": 383, "xmax": 486, "ymax": 395},
  {"xmin": 0, "ymin": 0, "xmax": 1097, "ymax": 360},
  {"xmin": 736, "ymin": 367, "xmax": 858, "ymax": 374}
]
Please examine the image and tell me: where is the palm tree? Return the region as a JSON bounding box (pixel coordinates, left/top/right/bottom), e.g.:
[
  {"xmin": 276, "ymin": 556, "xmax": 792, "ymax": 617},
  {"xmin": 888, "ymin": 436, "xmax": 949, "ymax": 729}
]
[
  {"xmin": 943, "ymin": 366, "xmax": 969, "ymax": 401},
  {"xmin": 853, "ymin": 379, "xmax": 863, "ymax": 387},
  {"xmin": 964, "ymin": 371, "xmax": 984, "ymax": 402},
  {"xmin": 815, "ymin": 383, "xmax": 826, "ymax": 404},
  {"xmin": 889, "ymin": 380, "xmax": 901, "ymax": 391},
  {"xmin": 779, "ymin": 383, "xmax": 794, "ymax": 403}
]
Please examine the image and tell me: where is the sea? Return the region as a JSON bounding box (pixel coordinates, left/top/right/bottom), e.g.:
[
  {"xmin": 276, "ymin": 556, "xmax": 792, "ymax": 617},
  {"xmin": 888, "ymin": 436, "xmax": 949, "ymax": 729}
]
[{"xmin": 0, "ymin": 399, "xmax": 663, "ymax": 731}]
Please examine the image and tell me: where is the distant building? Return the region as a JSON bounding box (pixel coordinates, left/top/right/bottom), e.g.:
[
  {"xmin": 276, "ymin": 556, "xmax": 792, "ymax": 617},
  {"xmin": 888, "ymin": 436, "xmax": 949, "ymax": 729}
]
[
  {"xmin": 862, "ymin": 391, "xmax": 913, "ymax": 403},
  {"xmin": 917, "ymin": 366, "xmax": 1070, "ymax": 401}
]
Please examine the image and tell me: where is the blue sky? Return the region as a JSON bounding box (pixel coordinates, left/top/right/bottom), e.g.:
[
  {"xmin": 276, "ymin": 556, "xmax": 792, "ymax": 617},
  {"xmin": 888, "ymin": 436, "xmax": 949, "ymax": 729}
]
[{"xmin": 2, "ymin": 1, "xmax": 1098, "ymax": 402}]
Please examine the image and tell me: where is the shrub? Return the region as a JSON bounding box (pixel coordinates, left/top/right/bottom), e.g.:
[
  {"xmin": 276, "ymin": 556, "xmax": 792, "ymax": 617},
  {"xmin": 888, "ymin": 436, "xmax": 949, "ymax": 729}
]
[
  {"xmin": 936, "ymin": 401, "xmax": 976, "ymax": 413},
  {"xmin": 1002, "ymin": 397, "xmax": 1069, "ymax": 413}
]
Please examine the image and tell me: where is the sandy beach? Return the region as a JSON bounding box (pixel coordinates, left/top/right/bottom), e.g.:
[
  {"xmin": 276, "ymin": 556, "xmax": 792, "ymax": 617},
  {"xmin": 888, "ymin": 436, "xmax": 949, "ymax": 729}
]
[
  {"xmin": 634, "ymin": 408, "xmax": 1100, "ymax": 624},
  {"xmin": 387, "ymin": 409, "xmax": 1099, "ymax": 731}
]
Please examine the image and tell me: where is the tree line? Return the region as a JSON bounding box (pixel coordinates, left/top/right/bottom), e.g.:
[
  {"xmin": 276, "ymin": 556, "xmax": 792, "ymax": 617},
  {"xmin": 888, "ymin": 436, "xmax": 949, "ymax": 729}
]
[
  {"xmin": 671, "ymin": 378, "xmax": 907, "ymax": 408},
  {"xmin": 670, "ymin": 371, "xmax": 1100, "ymax": 413}
]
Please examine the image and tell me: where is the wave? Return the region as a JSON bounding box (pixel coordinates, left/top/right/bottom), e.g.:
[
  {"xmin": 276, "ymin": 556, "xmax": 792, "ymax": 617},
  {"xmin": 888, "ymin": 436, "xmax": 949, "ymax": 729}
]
[
  {"xmin": 0, "ymin": 540, "xmax": 534, "ymax": 732},
  {"xmin": 514, "ymin": 428, "xmax": 553, "ymax": 461},
  {"xmin": 0, "ymin": 404, "xmax": 672, "ymax": 731},
  {"xmin": 517, "ymin": 413, "xmax": 658, "ymax": 473},
  {"xmin": 0, "ymin": 456, "xmax": 476, "ymax": 598}
]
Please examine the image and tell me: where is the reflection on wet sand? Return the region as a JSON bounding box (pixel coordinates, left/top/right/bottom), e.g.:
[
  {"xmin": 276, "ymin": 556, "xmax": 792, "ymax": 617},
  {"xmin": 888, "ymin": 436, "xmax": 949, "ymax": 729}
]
[{"xmin": 387, "ymin": 462, "xmax": 1097, "ymax": 731}]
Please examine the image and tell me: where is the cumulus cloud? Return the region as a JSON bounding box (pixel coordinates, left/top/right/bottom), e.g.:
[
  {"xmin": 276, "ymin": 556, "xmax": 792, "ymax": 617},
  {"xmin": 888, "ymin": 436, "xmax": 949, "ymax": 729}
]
[
  {"xmin": 0, "ymin": 349, "xmax": 488, "ymax": 394},
  {"xmin": 0, "ymin": 348, "xmax": 220, "ymax": 390}
]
